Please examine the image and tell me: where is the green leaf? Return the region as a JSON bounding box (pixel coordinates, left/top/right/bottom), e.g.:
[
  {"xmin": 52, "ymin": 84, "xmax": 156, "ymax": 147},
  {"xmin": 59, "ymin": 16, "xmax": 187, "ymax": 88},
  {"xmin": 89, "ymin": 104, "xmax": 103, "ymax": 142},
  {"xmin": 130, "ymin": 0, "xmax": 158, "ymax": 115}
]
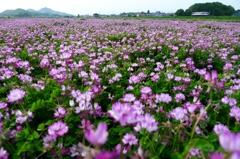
[
  {"xmin": 171, "ymin": 152, "xmax": 183, "ymax": 159},
  {"xmin": 45, "ymin": 120, "xmax": 54, "ymax": 126},
  {"xmin": 157, "ymin": 144, "xmax": 166, "ymax": 156},
  {"xmin": 190, "ymin": 138, "xmax": 214, "ymax": 151},
  {"xmin": 37, "ymin": 123, "xmax": 45, "ymax": 131},
  {"xmin": 33, "ymin": 131, "xmax": 39, "ymax": 139},
  {"xmin": 17, "ymin": 142, "xmax": 28, "ymax": 155}
]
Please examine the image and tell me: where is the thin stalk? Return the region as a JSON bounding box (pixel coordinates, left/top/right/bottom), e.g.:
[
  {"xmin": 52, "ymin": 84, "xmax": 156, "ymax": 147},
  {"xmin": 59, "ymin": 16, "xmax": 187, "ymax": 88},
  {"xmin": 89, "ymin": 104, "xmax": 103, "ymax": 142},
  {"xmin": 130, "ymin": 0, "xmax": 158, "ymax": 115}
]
[
  {"xmin": 190, "ymin": 87, "xmax": 212, "ymax": 141},
  {"xmin": 172, "ymin": 124, "xmax": 181, "ymax": 150},
  {"xmin": 119, "ymin": 129, "xmax": 124, "ymax": 159},
  {"xmin": 146, "ymin": 135, "xmax": 157, "ymax": 156}
]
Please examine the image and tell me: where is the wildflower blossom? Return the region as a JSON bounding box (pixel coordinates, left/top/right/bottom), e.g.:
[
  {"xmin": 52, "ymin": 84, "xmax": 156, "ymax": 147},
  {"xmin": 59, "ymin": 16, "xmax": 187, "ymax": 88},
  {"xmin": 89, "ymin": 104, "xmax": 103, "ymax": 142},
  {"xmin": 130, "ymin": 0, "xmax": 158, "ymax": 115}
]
[
  {"xmin": 134, "ymin": 113, "xmax": 158, "ymax": 133},
  {"xmin": 168, "ymin": 107, "xmax": 188, "ymax": 122},
  {"xmin": 85, "ymin": 122, "xmax": 108, "ymax": 146},
  {"xmin": 155, "ymin": 93, "xmax": 172, "ymax": 104},
  {"xmin": 108, "ymin": 102, "xmax": 138, "ymax": 126},
  {"xmin": 175, "ymin": 93, "xmax": 186, "ymax": 103},
  {"xmin": 122, "ymin": 133, "xmax": 138, "ymax": 145},
  {"xmin": 48, "ymin": 121, "xmax": 69, "ymax": 138},
  {"xmin": 0, "ymin": 147, "xmax": 9, "ymax": 159},
  {"xmin": 7, "ymin": 89, "xmax": 26, "ymax": 103},
  {"xmin": 219, "ymin": 131, "xmax": 240, "ymax": 152},
  {"xmin": 54, "ymin": 107, "xmax": 67, "ymax": 118},
  {"xmin": 213, "ymin": 123, "xmax": 230, "ymax": 135}
]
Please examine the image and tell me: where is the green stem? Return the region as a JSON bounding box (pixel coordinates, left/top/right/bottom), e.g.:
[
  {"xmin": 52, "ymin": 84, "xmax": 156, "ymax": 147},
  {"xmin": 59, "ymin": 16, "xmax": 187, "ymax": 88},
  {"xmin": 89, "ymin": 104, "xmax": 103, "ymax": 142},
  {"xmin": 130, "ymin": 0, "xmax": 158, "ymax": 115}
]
[
  {"xmin": 146, "ymin": 135, "xmax": 157, "ymax": 156},
  {"xmin": 36, "ymin": 152, "xmax": 45, "ymax": 158},
  {"xmin": 120, "ymin": 129, "xmax": 124, "ymax": 159},
  {"xmin": 172, "ymin": 124, "xmax": 181, "ymax": 150},
  {"xmin": 190, "ymin": 87, "xmax": 212, "ymax": 141},
  {"xmin": 3, "ymin": 139, "xmax": 15, "ymax": 154}
]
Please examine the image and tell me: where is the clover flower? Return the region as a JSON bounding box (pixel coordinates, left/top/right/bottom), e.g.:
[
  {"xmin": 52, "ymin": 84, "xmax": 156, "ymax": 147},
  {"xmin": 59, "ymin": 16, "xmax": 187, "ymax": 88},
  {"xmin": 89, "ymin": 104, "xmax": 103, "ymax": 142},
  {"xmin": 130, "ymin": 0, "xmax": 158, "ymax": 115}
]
[
  {"xmin": 122, "ymin": 133, "xmax": 138, "ymax": 146},
  {"xmin": 219, "ymin": 131, "xmax": 240, "ymax": 152},
  {"xmin": 213, "ymin": 123, "xmax": 230, "ymax": 135},
  {"xmin": 54, "ymin": 107, "xmax": 67, "ymax": 119},
  {"xmin": 85, "ymin": 122, "xmax": 108, "ymax": 147},
  {"xmin": 48, "ymin": 121, "xmax": 69, "ymax": 138},
  {"xmin": 0, "ymin": 147, "xmax": 9, "ymax": 159},
  {"xmin": 7, "ymin": 88, "xmax": 26, "ymax": 104}
]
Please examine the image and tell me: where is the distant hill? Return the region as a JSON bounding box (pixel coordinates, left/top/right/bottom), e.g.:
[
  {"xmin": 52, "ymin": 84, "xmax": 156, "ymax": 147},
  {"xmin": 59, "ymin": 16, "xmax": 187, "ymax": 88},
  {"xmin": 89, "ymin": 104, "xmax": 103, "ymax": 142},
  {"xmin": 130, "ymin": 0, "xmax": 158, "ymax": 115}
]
[
  {"xmin": 0, "ymin": 7, "xmax": 74, "ymax": 17},
  {"xmin": 38, "ymin": 7, "xmax": 72, "ymax": 16}
]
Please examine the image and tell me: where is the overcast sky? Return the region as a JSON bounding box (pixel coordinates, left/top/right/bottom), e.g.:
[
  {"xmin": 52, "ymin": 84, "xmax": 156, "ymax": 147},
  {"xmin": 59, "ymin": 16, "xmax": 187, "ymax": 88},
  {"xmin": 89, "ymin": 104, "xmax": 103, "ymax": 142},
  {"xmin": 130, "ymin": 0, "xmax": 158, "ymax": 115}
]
[{"xmin": 0, "ymin": 0, "xmax": 239, "ymax": 15}]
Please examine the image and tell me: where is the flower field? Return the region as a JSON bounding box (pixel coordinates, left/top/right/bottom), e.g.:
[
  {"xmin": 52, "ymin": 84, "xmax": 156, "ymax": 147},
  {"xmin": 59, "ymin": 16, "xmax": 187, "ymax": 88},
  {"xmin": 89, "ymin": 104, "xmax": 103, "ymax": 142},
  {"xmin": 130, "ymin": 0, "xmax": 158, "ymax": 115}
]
[{"xmin": 0, "ymin": 18, "xmax": 240, "ymax": 159}]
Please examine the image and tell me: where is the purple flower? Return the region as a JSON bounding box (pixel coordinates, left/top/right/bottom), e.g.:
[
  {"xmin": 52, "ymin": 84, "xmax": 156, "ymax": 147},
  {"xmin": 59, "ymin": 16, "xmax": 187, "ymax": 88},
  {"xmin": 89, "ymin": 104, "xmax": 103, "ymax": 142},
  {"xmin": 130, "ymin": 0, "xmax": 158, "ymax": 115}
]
[
  {"xmin": 204, "ymin": 70, "xmax": 224, "ymax": 89},
  {"xmin": 213, "ymin": 123, "xmax": 230, "ymax": 135},
  {"xmin": 231, "ymin": 152, "xmax": 240, "ymax": 159},
  {"xmin": 209, "ymin": 152, "xmax": 224, "ymax": 159},
  {"xmin": 134, "ymin": 113, "xmax": 158, "ymax": 133},
  {"xmin": 108, "ymin": 102, "xmax": 138, "ymax": 126},
  {"xmin": 168, "ymin": 107, "xmax": 188, "ymax": 122},
  {"xmin": 221, "ymin": 96, "xmax": 229, "ymax": 104},
  {"xmin": 129, "ymin": 75, "xmax": 141, "ymax": 84},
  {"xmin": 175, "ymin": 93, "xmax": 186, "ymax": 103},
  {"xmin": 229, "ymin": 106, "xmax": 240, "ymax": 121},
  {"xmin": 15, "ymin": 110, "xmax": 33, "ymax": 124},
  {"xmin": 219, "ymin": 131, "xmax": 240, "ymax": 152},
  {"xmin": 54, "ymin": 107, "xmax": 67, "ymax": 118},
  {"xmin": 40, "ymin": 58, "xmax": 50, "ymax": 68},
  {"xmin": 229, "ymin": 98, "xmax": 237, "ymax": 107},
  {"xmin": 85, "ymin": 122, "xmax": 108, "ymax": 147},
  {"xmin": 189, "ymin": 148, "xmax": 202, "ymax": 158},
  {"xmin": 122, "ymin": 94, "xmax": 136, "ymax": 102},
  {"xmin": 0, "ymin": 102, "xmax": 7, "ymax": 109},
  {"xmin": 79, "ymin": 119, "xmax": 93, "ymax": 133},
  {"xmin": 155, "ymin": 93, "xmax": 172, "ymax": 104},
  {"xmin": 122, "ymin": 133, "xmax": 138, "ymax": 146},
  {"xmin": 43, "ymin": 135, "xmax": 56, "ymax": 152},
  {"xmin": 0, "ymin": 147, "xmax": 9, "ymax": 159},
  {"xmin": 95, "ymin": 150, "xmax": 119, "ymax": 159},
  {"xmin": 7, "ymin": 89, "xmax": 26, "ymax": 103},
  {"xmin": 140, "ymin": 86, "xmax": 152, "ymax": 95},
  {"xmin": 183, "ymin": 102, "xmax": 198, "ymax": 113},
  {"xmin": 48, "ymin": 121, "xmax": 69, "ymax": 138}
]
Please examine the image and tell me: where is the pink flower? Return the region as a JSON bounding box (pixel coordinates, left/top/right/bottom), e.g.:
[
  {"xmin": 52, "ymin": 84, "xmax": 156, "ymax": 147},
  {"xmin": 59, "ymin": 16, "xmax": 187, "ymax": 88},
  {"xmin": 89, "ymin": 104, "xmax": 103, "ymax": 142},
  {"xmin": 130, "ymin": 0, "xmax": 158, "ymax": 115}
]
[
  {"xmin": 85, "ymin": 122, "xmax": 108, "ymax": 147},
  {"xmin": 134, "ymin": 113, "xmax": 158, "ymax": 133},
  {"xmin": 122, "ymin": 94, "xmax": 136, "ymax": 102},
  {"xmin": 155, "ymin": 93, "xmax": 172, "ymax": 104},
  {"xmin": 0, "ymin": 102, "xmax": 7, "ymax": 109},
  {"xmin": 219, "ymin": 131, "xmax": 240, "ymax": 152},
  {"xmin": 140, "ymin": 86, "xmax": 152, "ymax": 95},
  {"xmin": 0, "ymin": 147, "xmax": 8, "ymax": 159},
  {"xmin": 204, "ymin": 70, "xmax": 224, "ymax": 89},
  {"xmin": 108, "ymin": 102, "xmax": 138, "ymax": 127},
  {"xmin": 213, "ymin": 123, "xmax": 230, "ymax": 135},
  {"xmin": 175, "ymin": 93, "xmax": 186, "ymax": 103},
  {"xmin": 40, "ymin": 58, "xmax": 50, "ymax": 69},
  {"xmin": 48, "ymin": 121, "xmax": 69, "ymax": 138},
  {"xmin": 7, "ymin": 89, "xmax": 26, "ymax": 103},
  {"xmin": 54, "ymin": 107, "xmax": 67, "ymax": 118},
  {"xmin": 122, "ymin": 133, "xmax": 138, "ymax": 145},
  {"xmin": 209, "ymin": 152, "xmax": 224, "ymax": 159}
]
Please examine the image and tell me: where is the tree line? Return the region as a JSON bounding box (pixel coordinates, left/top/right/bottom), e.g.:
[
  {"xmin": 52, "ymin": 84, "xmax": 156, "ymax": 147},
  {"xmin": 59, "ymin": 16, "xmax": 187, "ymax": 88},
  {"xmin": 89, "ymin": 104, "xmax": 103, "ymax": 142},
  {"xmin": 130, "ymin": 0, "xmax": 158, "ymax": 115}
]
[{"xmin": 175, "ymin": 2, "xmax": 236, "ymax": 16}]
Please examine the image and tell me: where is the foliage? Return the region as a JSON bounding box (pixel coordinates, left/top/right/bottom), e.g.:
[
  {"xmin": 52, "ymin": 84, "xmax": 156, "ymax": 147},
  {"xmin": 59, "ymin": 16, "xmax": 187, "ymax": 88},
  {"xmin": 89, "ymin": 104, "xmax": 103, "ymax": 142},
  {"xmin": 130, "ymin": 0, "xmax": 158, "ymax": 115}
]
[
  {"xmin": 176, "ymin": 2, "xmax": 235, "ymax": 16},
  {"xmin": 0, "ymin": 18, "xmax": 240, "ymax": 159}
]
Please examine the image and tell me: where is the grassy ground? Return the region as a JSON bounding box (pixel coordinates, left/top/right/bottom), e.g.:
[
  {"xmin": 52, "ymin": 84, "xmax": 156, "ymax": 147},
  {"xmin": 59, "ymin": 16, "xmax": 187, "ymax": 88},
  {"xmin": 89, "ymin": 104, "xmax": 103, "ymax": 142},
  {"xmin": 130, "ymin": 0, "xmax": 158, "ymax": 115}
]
[{"xmin": 106, "ymin": 16, "xmax": 240, "ymax": 22}]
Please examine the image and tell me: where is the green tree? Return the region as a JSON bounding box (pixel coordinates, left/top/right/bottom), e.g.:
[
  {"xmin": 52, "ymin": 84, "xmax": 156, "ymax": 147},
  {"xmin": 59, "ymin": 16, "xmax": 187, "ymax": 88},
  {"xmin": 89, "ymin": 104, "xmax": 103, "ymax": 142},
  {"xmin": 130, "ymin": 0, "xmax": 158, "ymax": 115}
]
[
  {"xmin": 177, "ymin": 2, "xmax": 236, "ymax": 16},
  {"xmin": 175, "ymin": 9, "xmax": 185, "ymax": 16},
  {"xmin": 147, "ymin": 10, "xmax": 150, "ymax": 14}
]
